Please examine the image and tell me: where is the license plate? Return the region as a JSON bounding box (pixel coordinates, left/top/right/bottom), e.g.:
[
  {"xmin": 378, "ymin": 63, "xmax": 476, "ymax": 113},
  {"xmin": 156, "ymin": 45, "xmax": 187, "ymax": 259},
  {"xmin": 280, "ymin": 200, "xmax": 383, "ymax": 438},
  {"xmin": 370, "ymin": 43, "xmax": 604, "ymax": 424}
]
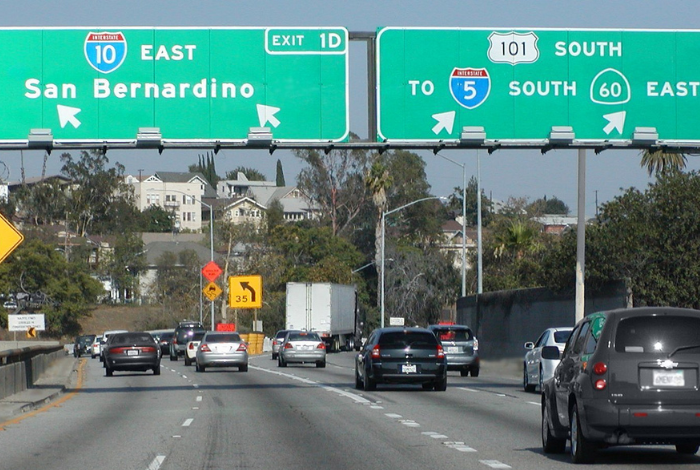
[
  {"xmin": 653, "ymin": 369, "xmax": 685, "ymax": 387},
  {"xmin": 401, "ymin": 364, "xmax": 417, "ymax": 374},
  {"xmin": 126, "ymin": 350, "xmax": 139, "ymax": 356},
  {"xmin": 446, "ymin": 346, "xmax": 459, "ymax": 354}
]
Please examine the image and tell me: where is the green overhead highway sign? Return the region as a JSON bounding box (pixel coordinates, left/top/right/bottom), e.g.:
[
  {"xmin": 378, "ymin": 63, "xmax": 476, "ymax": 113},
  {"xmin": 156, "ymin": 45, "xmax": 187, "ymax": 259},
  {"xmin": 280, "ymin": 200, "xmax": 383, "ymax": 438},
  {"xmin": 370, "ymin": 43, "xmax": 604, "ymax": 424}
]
[
  {"xmin": 376, "ymin": 27, "xmax": 700, "ymax": 145},
  {"xmin": 0, "ymin": 27, "xmax": 349, "ymax": 143}
]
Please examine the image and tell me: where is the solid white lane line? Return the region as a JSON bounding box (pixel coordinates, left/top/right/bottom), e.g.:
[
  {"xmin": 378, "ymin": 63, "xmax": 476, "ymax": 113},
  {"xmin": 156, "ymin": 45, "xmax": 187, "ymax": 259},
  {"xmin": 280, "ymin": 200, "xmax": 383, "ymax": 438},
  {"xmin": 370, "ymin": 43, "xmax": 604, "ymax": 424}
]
[
  {"xmin": 182, "ymin": 419, "xmax": 194, "ymax": 427},
  {"xmin": 147, "ymin": 455, "xmax": 166, "ymax": 470},
  {"xmin": 526, "ymin": 401, "xmax": 541, "ymax": 406},
  {"xmin": 459, "ymin": 387, "xmax": 479, "ymax": 392}
]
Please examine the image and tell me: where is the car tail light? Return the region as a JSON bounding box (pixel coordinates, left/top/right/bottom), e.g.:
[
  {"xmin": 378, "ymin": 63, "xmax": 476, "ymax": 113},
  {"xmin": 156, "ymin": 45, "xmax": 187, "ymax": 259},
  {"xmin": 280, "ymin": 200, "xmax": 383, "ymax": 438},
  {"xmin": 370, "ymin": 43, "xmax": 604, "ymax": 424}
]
[
  {"xmin": 593, "ymin": 362, "xmax": 607, "ymax": 375},
  {"xmin": 473, "ymin": 338, "xmax": 479, "ymax": 351},
  {"xmin": 594, "ymin": 379, "xmax": 607, "ymax": 390},
  {"xmin": 188, "ymin": 342, "xmax": 196, "ymax": 350},
  {"xmin": 272, "ymin": 340, "xmax": 278, "ymax": 346},
  {"xmin": 110, "ymin": 347, "xmax": 127, "ymax": 354},
  {"xmin": 172, "ymin": 338, "xmax": 178, "ymax": 345},
  {"xmin": 141, "ymin": 347, "xmax": 156, "ymax": 353},
  {"xmin": 371, "ymin": 344, "xmax": 381, "ymax": 359},
  {"xmin": 436, "ymin": 344, "xmax": 445, "ymax": 359},
  {"xmin": 200, "ymin": 344, "xmax": 211, "ymax": 352},
  {"xmin": 317, "ymin": 342, "xmax": 326, "ymax": 350},
  {"xmin": 237, "ymin": 343, "xmax": 247, "ymax": 352},
  {"xmin": 285, "ymin": 342, "xmax": 294, "ymax": 349}
]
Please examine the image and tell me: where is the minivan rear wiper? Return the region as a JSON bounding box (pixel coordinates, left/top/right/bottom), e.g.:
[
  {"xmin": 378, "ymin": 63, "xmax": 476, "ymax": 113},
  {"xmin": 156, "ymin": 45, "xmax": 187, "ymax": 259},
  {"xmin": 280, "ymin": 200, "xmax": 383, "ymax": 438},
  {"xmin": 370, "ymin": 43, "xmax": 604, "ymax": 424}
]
[{"xmin": 668, "ymin": 344, "xmax": 700, "ymax": 358}]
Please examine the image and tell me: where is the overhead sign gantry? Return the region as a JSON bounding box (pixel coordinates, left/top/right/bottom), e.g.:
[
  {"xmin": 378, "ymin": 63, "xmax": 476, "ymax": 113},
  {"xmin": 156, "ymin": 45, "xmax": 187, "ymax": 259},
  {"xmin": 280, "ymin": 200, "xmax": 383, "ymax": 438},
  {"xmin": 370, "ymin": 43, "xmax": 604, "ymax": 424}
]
[
  {"xmin": 0, "ymin": 27, "xmax": 349, "ymax": 145},
  {"xmin": 376, "ymin": 27, "xmax": 700, "ymax": 147}
]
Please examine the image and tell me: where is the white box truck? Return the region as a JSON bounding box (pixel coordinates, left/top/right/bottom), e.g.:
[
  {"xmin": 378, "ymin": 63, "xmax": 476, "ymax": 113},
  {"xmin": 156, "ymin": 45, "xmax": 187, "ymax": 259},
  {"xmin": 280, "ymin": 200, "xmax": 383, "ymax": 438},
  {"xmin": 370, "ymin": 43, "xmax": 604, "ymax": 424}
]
[{"xmin": 285, "ymin": 282, "xmax": 361, "ymax": 352}]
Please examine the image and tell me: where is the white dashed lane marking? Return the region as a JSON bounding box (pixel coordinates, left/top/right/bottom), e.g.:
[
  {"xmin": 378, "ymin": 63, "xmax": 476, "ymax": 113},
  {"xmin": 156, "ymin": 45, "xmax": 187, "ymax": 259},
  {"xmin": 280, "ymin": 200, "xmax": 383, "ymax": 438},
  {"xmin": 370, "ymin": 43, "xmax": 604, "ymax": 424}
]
[
  {"xmin": 480, "ymin": 460, "xmax": 511, "ymax": 469},
  {"xmin": 146, "ymin": 455, "xmax": 166, "ymax": 470},
  {"xmin": 182, "ymin": 419, "xmax": 193, "ymax": 427}
]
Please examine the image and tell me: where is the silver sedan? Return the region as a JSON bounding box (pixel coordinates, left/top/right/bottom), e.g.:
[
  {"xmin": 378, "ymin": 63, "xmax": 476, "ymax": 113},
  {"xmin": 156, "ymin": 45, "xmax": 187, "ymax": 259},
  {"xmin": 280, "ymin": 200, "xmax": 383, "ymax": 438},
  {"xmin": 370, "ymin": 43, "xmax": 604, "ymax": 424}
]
[
  {"xmin": 195, "ymin": 331, "xmax": 248, "ymax": 372},
  {"xmin": 523, "ymin": 326, "xmax": 572, "ymax": 392},
  {"xmin": 277, "ymin": 331, "xmax": 326, "ymax": 368}
]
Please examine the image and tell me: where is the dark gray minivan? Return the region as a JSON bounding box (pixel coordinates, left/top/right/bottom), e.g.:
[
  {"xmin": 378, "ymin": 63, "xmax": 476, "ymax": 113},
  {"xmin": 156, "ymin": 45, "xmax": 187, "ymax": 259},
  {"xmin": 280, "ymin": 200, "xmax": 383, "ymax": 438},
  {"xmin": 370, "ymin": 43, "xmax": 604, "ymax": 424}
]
[{"xmin": 542, "ymin": 307, "xmax": 700, "ymax": 463}]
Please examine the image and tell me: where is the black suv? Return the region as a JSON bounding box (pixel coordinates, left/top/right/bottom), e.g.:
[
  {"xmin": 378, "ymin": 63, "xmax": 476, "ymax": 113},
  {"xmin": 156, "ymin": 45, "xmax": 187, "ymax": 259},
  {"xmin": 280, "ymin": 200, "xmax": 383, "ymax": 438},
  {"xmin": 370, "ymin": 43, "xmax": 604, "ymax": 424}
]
[
  {"xmin": 541, "ymin": 307, "xmax": 700, "ymax": 463},
  {"xmin": 169, "ymin": 321, "xmax": 205, "ymax": 361},
  {"xmin": 355, "ymin": 327, "xmax": 447, "ymax": 391},
  {"xmin": 73, "ymin": 334, "xmax": 96, "ymax": 357}
]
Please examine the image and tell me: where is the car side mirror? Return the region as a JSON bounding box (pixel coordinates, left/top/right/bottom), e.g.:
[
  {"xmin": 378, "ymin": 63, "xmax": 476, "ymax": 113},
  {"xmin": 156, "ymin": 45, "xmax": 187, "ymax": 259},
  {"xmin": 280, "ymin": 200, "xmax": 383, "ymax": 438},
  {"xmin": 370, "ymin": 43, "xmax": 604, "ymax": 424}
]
[
  {"xmin": 541, "ymin": 346, "xmax": 560, "ymax": 360},
  {"xmin": 524, "ymin": 342, "xmax": 534, "ymax": 350}
]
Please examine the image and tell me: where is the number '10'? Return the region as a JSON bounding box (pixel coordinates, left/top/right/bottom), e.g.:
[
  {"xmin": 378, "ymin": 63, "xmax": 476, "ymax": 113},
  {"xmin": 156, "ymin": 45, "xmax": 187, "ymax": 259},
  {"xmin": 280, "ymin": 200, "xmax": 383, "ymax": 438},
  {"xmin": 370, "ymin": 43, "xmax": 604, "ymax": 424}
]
[
  {"xmin": 502, "ymin": 41, "xmax": 527, "ymax": 56},
  {"xmin": 94, "ymin": 45, "xmax": 118, "ymax": 65}
]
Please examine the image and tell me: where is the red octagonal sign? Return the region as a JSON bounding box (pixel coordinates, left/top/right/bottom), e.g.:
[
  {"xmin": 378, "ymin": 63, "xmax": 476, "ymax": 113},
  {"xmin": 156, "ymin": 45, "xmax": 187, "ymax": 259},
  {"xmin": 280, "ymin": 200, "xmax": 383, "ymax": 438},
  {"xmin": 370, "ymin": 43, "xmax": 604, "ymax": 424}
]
[{"xmin": 202, "ymin": 261, "xmax": 223, "ymax": 282}]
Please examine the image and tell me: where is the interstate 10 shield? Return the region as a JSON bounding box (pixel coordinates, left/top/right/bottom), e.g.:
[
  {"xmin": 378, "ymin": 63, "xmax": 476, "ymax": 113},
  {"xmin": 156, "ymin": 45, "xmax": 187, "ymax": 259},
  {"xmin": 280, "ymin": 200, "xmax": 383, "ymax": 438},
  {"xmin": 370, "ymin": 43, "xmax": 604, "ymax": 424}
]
[
  {"xmin": 449, "ymin": 67, "xmax": 490, "ymax": 110},
  {"xmin": 84, "ymin": 31, "xmax": 127, "ymax": 74}
]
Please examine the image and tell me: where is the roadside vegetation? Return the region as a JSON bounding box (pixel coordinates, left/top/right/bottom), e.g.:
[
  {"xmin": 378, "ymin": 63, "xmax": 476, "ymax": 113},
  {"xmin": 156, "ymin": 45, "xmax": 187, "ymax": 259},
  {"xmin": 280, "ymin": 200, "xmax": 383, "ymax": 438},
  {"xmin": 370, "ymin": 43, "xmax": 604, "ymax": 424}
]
[{"xmin": 0, "ymin": 146, "xmax": 695, "ymax": 337}]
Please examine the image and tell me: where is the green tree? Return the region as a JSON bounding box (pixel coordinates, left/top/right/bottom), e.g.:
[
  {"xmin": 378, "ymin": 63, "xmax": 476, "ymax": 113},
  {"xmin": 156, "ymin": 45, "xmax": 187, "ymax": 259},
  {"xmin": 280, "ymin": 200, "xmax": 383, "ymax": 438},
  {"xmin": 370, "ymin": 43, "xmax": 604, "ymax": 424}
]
[
  {"xmin": 640, "ymin": 149, "xmax": 687, "ymax": 176},
  {"xmin": 106, "ymin": 232, "xmax": 146, "ymax": 302},
  {"xmin": 365, "ymin": 160, "xmax": 392, "ymax": 306},
  {"xmin": 140, "ymin": 205, "xmax": 175, "ymax": 232},
  {"xmin": 59, "ymin": 149, "xmax": 134, "ymax": 236},
  {"xmin": 225, "ymin": 167, "xmax": 267, "ymax": 181},
  {"xmin": 275, "ymin": 159, "xmax": 286, "ymax": 186},
  {"xmin": 265, "ymin": 198, "xmax": 285, "ymax": 233},
  {"xmin": 527, "ymin": 195, "xmax": 570, "ymax": 216},
  {"xmin": 149, "ymin": 249, "xmax": 202, "ymax": 321},
  {"xmin": 541, "ymin": 169, "xmax": 700, "ymax": 308},
  {"xmin": 447, "ymin": 176, "xmax": 493, "ymax": 226},
  {"xmin": 295, "ymin": 137, "xmax": 372, "ymax": 236},
  {"xmin": 0, "ymin": 238, "xmax": 103, "ymax": 336}
]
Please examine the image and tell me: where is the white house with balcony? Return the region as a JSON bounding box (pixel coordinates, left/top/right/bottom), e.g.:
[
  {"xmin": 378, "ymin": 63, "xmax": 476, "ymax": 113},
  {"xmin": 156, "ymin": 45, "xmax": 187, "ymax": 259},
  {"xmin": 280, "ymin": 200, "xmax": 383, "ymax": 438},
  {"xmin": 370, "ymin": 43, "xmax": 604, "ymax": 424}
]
[{"xmin": 127, "ymin": 172, "xmax": 216, "ymax": 232}]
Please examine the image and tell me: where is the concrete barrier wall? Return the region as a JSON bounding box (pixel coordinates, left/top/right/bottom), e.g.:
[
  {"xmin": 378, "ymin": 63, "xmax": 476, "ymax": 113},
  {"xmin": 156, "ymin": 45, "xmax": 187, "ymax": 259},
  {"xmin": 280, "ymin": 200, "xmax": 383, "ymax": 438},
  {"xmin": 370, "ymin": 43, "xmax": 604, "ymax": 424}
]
[
  {"xmin": 0, "ymin": 345, "xmax": 64, "ymax": 400},
  {"xmin": 457, "ymin": 281, "xmax": 629, "ymax": 361}
]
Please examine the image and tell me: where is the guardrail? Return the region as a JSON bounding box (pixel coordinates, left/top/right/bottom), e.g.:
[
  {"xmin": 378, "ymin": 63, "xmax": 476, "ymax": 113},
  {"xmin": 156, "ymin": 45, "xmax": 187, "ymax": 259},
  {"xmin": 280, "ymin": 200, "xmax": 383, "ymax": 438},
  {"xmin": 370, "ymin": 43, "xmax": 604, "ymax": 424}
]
[{"xmin": 0, "ymin": 344, "xmax": 64, "ymax": 400}]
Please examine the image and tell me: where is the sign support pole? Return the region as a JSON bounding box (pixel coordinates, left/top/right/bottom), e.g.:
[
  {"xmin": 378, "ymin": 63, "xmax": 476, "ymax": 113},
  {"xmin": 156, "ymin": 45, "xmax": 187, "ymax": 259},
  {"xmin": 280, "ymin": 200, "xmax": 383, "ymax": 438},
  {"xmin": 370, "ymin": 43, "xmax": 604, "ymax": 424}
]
[{"xmin": 575, "ymin": 149, "xmax": 586, "ymax": 323}]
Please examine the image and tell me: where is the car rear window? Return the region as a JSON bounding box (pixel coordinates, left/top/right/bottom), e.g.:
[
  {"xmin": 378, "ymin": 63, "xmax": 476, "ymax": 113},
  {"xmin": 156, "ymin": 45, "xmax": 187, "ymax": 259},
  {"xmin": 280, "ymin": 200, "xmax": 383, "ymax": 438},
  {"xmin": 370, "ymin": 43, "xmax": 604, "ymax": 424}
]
[
  {"xmin": 553, "ymin": 331, "xmax": 572, "ymax": 344},
  {"xmin": 615, "ymin": 315, "xmax": 700, "ymax": 354},
  {"xmin": 178, "ymin": 327, "xmax": 205, "ymax": 341},
  {"xmin": 113, "ymin": 333, "xmax": 153, "ymax": 344},
  {"xmin": 288, "ymin": 332, "xmax": 321, "ymax": 342},
  {"xmin": 205, "ymin": 333, "xmax": 242, "ymax": 343},
  {"xmin": 379, "ymin": 332, "xmax": 438, "ymax": 349},
  {"xmin": 432, "ymin": 328, "xmax": 473, "ymax": 342}
]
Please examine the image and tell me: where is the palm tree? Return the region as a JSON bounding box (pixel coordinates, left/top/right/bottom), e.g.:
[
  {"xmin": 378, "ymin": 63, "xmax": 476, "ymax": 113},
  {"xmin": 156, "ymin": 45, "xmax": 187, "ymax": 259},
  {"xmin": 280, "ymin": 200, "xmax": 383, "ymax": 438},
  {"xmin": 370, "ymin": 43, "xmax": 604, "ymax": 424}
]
[
  {"xmin": 640, "ymin": 149, "xmax": 687, "ymax": 176},
  {"xmin": 494, "ymin": 220, "xmax": 541, "ymax": 260},
  {"xmin": 365, "ymin": 160, "xmax": 392, "ymax": 307}
]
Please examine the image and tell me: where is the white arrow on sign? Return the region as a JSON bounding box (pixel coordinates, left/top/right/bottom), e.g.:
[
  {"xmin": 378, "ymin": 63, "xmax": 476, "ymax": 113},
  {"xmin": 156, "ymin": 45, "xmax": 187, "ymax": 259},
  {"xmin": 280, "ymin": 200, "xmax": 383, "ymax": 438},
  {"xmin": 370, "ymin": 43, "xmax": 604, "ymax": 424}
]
[
  {"xmin": 603, "ymin": 111, "xmax": 626, "ymax": 135},
  {"xmin": 57, "ymin": 104, "xmax": 82, "ymax": 129},
  {"xmin": 256, "ymin": 104, "xmax": 281, "ymax": 128},
  {"xmin": 432, "ymin": 111, "xmax": 455, "ymax": 135}
]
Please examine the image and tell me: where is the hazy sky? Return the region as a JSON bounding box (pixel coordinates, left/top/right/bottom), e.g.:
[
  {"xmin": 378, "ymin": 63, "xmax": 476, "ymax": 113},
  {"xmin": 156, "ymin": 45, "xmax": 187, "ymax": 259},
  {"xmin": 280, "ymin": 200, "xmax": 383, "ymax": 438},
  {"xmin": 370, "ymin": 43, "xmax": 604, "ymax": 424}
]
[{"xmin": 1, "ymin": 1, "xmax": 699, "ymax": 216}]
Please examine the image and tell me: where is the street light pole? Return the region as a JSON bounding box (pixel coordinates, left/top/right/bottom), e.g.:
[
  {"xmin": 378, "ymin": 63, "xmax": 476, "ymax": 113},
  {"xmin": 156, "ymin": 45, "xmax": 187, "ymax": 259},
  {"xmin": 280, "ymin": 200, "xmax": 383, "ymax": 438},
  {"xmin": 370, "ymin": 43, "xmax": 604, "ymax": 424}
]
[
  {"xmin": 435, "ymin": 153, "xmax": 467, "ymax": 297},
  {"xmin": 381, "ymin": 196, "xmax": 446, "ymax": 328}
]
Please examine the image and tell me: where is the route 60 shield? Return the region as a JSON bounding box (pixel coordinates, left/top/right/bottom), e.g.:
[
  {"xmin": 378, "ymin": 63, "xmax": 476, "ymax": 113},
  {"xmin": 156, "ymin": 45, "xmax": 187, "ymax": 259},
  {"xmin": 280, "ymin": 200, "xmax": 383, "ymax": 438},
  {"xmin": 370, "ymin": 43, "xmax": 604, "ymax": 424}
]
[
  {"xmin": 449, "ymin": 67, "xmax": 490, "ymax": 109},
  {"xmin": 84, "ymin": 31, "xmax": 127, "ymax": 74}
]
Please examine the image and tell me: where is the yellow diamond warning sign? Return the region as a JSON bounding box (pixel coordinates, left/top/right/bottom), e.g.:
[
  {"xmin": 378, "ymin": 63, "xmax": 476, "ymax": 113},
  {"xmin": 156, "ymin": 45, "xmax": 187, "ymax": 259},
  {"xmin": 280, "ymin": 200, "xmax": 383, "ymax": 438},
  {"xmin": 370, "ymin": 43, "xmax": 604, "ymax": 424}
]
[
  {"xmin": 0, "ymin": 213, "xmax": 23, "ymax": 264},
  {"xmin": 203, "ymin": 282, "xmax": 223, "ymax": 301}
]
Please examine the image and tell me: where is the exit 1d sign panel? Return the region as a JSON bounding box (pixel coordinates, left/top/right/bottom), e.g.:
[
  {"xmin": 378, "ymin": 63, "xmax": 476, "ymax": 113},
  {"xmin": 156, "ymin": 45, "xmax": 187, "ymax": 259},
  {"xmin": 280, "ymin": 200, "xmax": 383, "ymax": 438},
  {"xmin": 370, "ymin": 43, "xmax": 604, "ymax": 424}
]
[
  {"xmin": 0, "ymin": 27, "xmax": 349, "ymax": 143},
  {"xmin": 376, "ymin": 27, "xmax": 700, "ymax": 143}
]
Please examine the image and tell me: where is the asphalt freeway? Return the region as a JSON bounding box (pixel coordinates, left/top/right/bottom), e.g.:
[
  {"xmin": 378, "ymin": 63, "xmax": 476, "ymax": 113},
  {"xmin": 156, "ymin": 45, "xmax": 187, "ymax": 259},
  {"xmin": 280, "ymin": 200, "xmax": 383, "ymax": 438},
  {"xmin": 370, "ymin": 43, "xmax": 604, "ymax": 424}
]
[{"xmin": 1, "ymin": 352, "xmax": 698, "ymax": 470}]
